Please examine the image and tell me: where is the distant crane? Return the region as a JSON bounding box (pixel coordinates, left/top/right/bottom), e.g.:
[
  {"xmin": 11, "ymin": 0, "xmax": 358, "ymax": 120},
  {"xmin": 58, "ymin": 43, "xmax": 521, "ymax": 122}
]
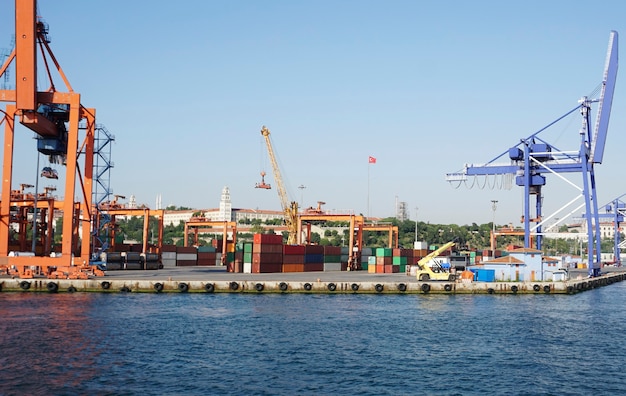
[
  {"xmin": 446, "ymin": 31, "xmax": 618, "ymax": 277},
  {"xmin": 256, "ymin": 126, "xmax": 299, "ymax": 244}
]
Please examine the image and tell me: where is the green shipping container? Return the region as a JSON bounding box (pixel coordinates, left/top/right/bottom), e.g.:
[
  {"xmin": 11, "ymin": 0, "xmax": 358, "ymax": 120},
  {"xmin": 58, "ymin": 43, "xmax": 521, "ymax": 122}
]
[
  {"xmin": 392, "ymin": 256, "xmax": 408, "ymax": 265},
  {"xmin": 376, "ymin": 248, "xmax": 393, "ymax": 257},
  {"xmin": 243, "ymin": 243, "xmax": 253, "ymax": 253},
  {"xmin": 243, "ymin": 252, "xmax": 253, "ymax": 264}
]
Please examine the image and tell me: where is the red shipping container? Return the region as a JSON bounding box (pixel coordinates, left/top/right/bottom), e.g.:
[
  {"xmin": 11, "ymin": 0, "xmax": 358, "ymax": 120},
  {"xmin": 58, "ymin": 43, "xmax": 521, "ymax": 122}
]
[
  {"xmin": 304, "ymin": 245, "xmax": 324, "ymax": 254},
  {"xmin": 253, "ymin": 243, "xmax": 284, "ymax": 254},
  {"xmin": 252, "ymin": 262, "xmax": 282, "ymax": 273},
  {"xmin": 252, "ymin": 252, "xmax": 283, "ymax": 265},
  {"xmin": 376, "ymin": 264, "xmax": 384, "ymax": 273},
  {"xmin": 176, "ymin": 259, "xmax": 197, "ymax": 266},
  {"xmin": 323, "ymin": 246, "xmax": 341, "ymax": 255},
  {"xmin": 253, "ymin": 234, "xmax": 283, "ymax": 244},
  {"xmin": 384, "ymin": 264, "xmax": 393, "ymax": 273},
  {"xmin": 284, "ymin": 245, "xmax": 305, "ymax": 255}
]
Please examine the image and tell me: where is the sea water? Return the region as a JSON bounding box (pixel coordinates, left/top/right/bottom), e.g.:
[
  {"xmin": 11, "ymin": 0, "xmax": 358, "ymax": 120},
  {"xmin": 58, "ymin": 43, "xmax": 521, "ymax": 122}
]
[{"xmin": 1, "ymin": 284, "xmax": 625, "ymax": 395}]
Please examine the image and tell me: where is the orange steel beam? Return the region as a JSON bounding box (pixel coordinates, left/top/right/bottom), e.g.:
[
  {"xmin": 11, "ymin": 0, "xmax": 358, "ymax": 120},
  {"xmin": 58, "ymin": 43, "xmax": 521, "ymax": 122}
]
[{"xmin": 15, "ymin": 0, "xmax": 36, "ymax": 110}]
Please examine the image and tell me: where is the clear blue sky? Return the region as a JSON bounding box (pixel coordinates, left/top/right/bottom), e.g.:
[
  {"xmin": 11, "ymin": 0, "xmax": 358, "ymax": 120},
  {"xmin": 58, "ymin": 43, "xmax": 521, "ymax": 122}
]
[{"xmin": 1, "ymin": 0, "xmax": 626, "ymax": 226}]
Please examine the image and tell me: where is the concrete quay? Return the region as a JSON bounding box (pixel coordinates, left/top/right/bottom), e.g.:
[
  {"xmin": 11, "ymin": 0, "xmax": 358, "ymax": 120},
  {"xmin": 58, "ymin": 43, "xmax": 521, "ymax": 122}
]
[{"xmin": 1, "ymin": 266, "xmax": 625, "ymax": 294}]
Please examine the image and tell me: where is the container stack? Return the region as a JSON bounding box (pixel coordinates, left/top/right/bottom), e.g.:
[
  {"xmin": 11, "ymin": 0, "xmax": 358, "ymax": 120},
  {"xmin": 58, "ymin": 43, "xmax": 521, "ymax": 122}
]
[
  {"xmin": 283, "ymin": 245, "xmax": 305, "ymax": 272},
  {"xmin": 161, "ymin": 245, "xmax": 177, "ymax": 268},
  {"xmin": 392, "ymin": 248, "xmax": 412, "ymax": 274},
  {"xmin": 304, "ymin": 244, "xmax": 324, "ymax": 272},
  {"xmin": 197, "ymin": 246, "xmax": 217, "ymax": 266},
  {"xmin": 242, "ymin": 242, "xmax": 253, "ymax": 273},
  {"xmin": 323, "ymin": 246, "xmax": 342, "ymax": 271},
  {"xmin": 252, "ymin": 234, "xmax": 283, "ymax": 273},
  {"xmin": 375, "ymin": 248, "xmax": 393, "ymax": 273},
  {"xmin": 176, "ymin": 246, "xmax": 197, "ymax": 266},
  {"xmin": 360, "ymin": 247, "xmax": 373, "ymax": 271}
]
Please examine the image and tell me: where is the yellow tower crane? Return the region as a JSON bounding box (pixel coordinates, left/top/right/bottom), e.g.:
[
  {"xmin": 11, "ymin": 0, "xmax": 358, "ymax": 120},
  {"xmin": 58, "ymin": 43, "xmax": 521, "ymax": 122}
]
[{"xmin": 256, "ymin": 126, "xmax": 299, "ymax": 245}]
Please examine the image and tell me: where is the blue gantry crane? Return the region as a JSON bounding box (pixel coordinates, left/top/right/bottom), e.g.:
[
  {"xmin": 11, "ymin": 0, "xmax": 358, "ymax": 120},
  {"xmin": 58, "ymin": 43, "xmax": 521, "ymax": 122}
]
[{"xmin": 446, "ymin": 31, "xmax": 618, "ymax": 277}]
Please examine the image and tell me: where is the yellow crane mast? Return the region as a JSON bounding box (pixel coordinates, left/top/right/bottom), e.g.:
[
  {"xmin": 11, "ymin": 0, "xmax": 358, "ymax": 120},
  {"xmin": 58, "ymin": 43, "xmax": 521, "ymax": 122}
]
[{"xmin": 257, "ymin": 126, "xmax": 299, "ymax": 244}]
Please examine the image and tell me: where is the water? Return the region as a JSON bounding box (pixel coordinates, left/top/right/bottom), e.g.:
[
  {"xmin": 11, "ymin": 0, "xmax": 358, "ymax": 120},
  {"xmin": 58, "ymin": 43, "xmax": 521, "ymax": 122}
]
[{"xmin": 1, "ymin": 284, "xmax": 625, "ymax": 395}]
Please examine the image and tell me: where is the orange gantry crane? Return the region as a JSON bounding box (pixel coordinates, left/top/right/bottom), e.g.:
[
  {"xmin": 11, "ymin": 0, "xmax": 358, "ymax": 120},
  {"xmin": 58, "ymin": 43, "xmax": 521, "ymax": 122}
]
[
  {"xmin": 0, "ymin": 0, "xmax": 98, "ymax": 278},
  {"xmin": 183, "ymin": 219, "xmax": 237, "ymax": 265}
]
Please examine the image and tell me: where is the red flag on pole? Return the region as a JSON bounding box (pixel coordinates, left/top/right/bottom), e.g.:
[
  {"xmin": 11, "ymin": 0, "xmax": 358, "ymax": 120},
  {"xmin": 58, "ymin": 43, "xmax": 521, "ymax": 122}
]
[{"xmin": 368, "ymin": 156, "xmax": 376, "ymax": 164}]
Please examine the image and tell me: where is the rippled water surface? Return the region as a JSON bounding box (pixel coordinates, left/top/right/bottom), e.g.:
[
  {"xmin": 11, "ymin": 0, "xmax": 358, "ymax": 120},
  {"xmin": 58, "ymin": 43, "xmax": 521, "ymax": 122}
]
[{"xmin": 1, "ymin": 284, "xmax": 625, "ymax": 395}]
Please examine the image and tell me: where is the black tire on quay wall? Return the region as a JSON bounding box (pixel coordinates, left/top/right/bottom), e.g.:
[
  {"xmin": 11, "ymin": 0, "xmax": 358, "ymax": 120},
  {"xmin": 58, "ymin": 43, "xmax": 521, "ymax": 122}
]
[
  {"xmin": 375, "ymin": 284, "xmax": 384, "ymax": 293},
  {"xmin": 304, "ymin": 283, "xmax": 313, "ymax": 291},
  {"xmin": 67, "ymin": 286, "xmax": 77, "ymax": 293},
  {"xmin": 120, "ymin": 286, "xmax": 131, "ymax": 293},
  {"xmin": 511, "ymin": 285, "xmax": 519, "ymax": 294},
  {"xmin": 397, "ymin": 283, "xmax": 407, "ymax": 292},
  {"xmin": 46, "ymin": 282, "xmax": 58, "ymax": 293},
  {"xmin": 204, "ymin": 283, "xmax": 215, "ymax": 293},
  {"xmin": 533, "ymin": 284, "xmax": 541, "ymax": 292},
  {"xmin": 444, "ymin": 284, "xmax": 452, "ymax": 292},
  {"xmin": 19, "ymin": 281, "xmax": 31, "ymax": 290},
  {"xmin": 327, "ymin": 283, "xmax": 337, "ymax": 292},
  {"xmin": 229, "ymin": 281, "xmax": 239, "ymax": 291},
  {"xmin": 351, "ymin": 283, "xmax": 359, "ymax": 291},
  {"xmin": 279, "ymin": 282, "xmax": 288, "ymax": 292},
  {"xmin": 101, "ymin": 281, "xmax": 111, "ymax": 290},
  {"xmin": 178, "ymin": 283, "xmax": 189, "ymax": 293},
  {"xmin": 421, "ymin": 283, "xmax": 430, "ymax": 293},
  {"xmin": 255, "ymin": 283, "xmax": 264, "ymax": 292},
  {"xmin": 154, "ymin": 282, "xmax": 164, "ymax": 292}
]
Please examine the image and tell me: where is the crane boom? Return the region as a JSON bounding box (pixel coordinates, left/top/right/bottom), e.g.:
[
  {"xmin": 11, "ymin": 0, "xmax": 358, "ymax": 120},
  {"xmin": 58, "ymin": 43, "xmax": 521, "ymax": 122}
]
[{"xmin": 259, "ymin": 126, "xmax": 298, "ymax": 244}]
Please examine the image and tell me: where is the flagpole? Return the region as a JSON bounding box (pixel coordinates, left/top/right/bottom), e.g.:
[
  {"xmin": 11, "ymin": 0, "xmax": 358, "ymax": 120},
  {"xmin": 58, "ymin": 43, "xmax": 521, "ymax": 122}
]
[{"xmin": 367, "ymin": 162, "xmax": 370, "ymax": 218}]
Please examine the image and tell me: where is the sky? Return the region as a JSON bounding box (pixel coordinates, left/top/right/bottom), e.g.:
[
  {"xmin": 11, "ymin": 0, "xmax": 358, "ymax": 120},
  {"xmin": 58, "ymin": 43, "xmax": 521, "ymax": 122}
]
[{"xmin": 1, "ymin": 0, "xmax": 626, "ymax": 227}]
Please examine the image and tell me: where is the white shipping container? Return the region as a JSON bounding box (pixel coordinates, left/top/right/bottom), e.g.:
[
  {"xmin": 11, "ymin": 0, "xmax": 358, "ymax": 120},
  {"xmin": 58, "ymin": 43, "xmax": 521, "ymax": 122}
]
[
  {"xmin": 177, "ymin": 253, "xmax": 197, "ymax": 261},
  {"xmin": 243, "ymin": 262, "xmax": 252, "ymax": 273},
  {"xmin": 162, "ymin": 252, "xmax": 177, "ymax": 260},
  {"xmin": 324, "ymin": 262, "xmax": 342, "ymax": 272}
]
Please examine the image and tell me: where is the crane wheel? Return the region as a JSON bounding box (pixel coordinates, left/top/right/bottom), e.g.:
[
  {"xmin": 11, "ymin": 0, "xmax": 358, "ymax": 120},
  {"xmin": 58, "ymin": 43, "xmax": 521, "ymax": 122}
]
[
  {"xmin": 533, "ymin": 284, "xmax": 541, "ymax": 292},
  {"xmin": 304, "ymin": 283, "xmax": 312, "ymax": 291},
  {"xmin": 19, "ymin": 281, "xmax": 31, "ymax": 290},
  {"xmin": 229, "ymin": 281, "xmax": 239, "ymax": 291},
  {"xmin": 444, "ymin": 284, "xmax": 452, "ymax": 292},
  {"xmin": 204, "ymin": 283, "xmax": 215, "ymax": 293},
  {"xmin": 420, "ymin": 283, "xmax": 430, "ymax": 293},
  {"xmin": 375, "ymin": 284, "xmax": 384, "ymax": 293},
  {"xmin": 46, "ymin": 282, "xmax": 58, "ymax": 293},
  {"xmin": 178, "ymin": 283, "xmax": 189, "ymax": 293},
  {"xmin": 327, "ymin": 283, "xmax": 337, "ymax": 292},
  {"xmin": 101, "ymin": 281, "xmax": 111, "ymax": 290},
  {"xmin": 255, "ymin": 283, "xmax": 264, "ymax": 292},
  {"xmin": 279, "ymin": 282, "xmax": 288, "ymax": 292},
  {"xmin": 510, "ymin": 285, "xmax": 518, "ymax": 294},
  {"xmin": 154, "ymin": 282, "xmax": 164, "ymax": 292},
  {"xmin": 351, "ymin": 283, "xmax": 359, "ymax": 292},
  {"xmin": 397, "ymin": 283, "xmax": 407, "ymax": 292}
]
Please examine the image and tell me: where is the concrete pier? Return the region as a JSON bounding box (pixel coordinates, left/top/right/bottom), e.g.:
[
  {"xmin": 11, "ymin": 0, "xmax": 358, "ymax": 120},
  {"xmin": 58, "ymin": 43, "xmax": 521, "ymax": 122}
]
[{"xmin": 1, "ymin": 267, "xmax": 624, "ymax": 294}]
